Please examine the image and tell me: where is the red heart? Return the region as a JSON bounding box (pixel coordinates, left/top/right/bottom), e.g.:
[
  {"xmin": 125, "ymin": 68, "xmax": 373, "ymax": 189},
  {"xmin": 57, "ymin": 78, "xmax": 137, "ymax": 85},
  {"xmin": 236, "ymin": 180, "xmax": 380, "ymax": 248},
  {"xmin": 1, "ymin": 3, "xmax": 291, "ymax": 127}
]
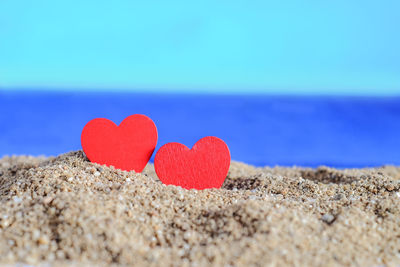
[
  {"xmin": 154, "ymin": 136, "xmax": 230, "ymax": 190},
  {"xmin": 81, "ymin": 114, "xmax": 157, "ymax": 172}
]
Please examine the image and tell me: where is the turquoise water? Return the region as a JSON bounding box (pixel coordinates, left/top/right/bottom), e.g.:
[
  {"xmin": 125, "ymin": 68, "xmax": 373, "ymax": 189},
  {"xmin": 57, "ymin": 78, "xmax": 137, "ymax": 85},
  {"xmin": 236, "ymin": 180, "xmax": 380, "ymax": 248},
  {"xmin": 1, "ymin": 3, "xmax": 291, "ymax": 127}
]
[{"xmin": 1, "ymin": 91, "xmax": 399, "ymax": 167}]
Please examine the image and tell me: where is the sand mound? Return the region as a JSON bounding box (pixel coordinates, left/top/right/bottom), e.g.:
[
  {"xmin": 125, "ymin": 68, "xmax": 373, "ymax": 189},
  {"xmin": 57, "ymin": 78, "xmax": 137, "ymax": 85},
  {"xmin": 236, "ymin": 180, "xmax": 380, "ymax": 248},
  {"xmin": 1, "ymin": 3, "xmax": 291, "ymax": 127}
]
[{"xmin": 0, "ymin": 151, "xmax": 399, "ymax": 266}]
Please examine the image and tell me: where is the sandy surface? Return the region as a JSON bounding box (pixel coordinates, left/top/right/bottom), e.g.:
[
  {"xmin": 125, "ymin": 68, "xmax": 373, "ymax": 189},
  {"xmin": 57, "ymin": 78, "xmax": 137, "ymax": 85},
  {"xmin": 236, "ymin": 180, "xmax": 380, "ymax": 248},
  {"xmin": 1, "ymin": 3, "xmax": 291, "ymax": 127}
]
[{"xmin": 0, "ymin": 151, "xmax": 399, "ymax": 266}]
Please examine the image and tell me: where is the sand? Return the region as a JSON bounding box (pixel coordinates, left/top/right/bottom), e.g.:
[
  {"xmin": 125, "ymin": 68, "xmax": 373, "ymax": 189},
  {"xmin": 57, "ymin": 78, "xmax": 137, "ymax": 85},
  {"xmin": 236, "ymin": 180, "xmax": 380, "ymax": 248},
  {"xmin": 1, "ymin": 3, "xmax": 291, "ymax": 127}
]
[{"xmin": 0, "ymin": 151, "xmax": 399, "ymax": 266}]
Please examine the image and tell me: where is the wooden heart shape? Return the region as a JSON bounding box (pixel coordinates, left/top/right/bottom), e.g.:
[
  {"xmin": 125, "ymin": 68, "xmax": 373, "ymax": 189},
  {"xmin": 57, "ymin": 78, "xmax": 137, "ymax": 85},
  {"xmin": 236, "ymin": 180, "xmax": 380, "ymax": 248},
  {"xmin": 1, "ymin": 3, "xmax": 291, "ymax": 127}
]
[
  {"xmin": 81, "ymin": 114, "xmax": 157, "ymax": 172},
  {"xmin": 154, "ymin": 136, "xmax": 230, "ymax": 190}
]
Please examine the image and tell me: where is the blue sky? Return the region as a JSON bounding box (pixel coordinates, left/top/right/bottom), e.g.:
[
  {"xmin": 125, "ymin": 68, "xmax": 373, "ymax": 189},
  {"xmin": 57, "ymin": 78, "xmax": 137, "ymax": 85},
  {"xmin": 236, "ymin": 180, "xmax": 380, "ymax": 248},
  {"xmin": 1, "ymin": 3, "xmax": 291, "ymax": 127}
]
[{"xmin": 0, "ymin": 0, "xmax": 399, "ymax": 95}]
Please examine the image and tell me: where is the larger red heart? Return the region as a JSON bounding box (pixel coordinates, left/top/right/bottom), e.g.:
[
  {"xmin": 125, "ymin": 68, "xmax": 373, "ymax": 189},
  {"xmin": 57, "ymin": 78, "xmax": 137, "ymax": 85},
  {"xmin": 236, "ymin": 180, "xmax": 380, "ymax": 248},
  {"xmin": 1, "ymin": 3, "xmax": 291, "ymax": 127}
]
[
  {"xmin": 81, "ymin": 114, "xmax": 157, "ymax": 172},
  {"xmin": 154, "ymin": 136, "xmax": 230, "ymax": 190}
]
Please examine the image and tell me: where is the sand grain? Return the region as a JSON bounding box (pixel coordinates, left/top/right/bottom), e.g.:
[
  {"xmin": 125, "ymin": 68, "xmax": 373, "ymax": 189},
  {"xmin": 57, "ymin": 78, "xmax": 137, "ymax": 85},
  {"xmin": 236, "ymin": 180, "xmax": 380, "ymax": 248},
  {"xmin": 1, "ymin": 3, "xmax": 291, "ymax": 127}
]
[{"xmin": 0, "ymin": 151, "xmax": 399, "ymax": 266}]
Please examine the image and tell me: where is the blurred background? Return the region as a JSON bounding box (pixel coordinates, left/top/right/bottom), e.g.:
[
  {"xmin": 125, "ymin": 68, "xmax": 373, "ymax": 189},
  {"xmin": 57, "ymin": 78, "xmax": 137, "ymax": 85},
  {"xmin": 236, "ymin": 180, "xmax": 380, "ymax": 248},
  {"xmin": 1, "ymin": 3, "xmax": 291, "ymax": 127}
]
[{"xmin": 1, "ymin": 0, "xmax": 399, "ymax": 167}]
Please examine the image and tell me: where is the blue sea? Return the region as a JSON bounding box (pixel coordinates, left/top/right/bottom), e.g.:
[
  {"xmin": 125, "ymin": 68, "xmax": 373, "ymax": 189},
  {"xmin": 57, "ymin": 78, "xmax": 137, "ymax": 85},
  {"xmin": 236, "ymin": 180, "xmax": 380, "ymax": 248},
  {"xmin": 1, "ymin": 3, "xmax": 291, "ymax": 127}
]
[{"xmin": 1, "ymin": 90, "xmax": 399, "ymax": 168}]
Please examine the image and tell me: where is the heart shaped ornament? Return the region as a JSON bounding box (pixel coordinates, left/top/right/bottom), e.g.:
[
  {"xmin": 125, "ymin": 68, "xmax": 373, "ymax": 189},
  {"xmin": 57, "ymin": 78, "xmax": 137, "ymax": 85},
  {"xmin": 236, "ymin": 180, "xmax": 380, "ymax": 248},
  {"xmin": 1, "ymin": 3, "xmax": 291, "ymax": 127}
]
[
  {"xmin": 81, "ymin": 114, "xmax": 157, "ymax": 172},
  {"xmin": 154, "ymin": 136, "xmax": 230, "ymax": 190}
]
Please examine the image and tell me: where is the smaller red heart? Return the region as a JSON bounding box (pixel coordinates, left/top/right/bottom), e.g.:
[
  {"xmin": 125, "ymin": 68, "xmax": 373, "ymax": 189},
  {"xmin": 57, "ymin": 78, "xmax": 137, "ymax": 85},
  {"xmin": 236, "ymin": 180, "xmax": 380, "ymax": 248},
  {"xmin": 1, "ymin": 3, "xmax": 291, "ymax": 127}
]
[
  {"xmin": 154, "ymin": 136, "xmax": 231, "ymax": 190},
  {"xmin": 81, "ymin": 114, "xmax": 157, "ymax": 172}
]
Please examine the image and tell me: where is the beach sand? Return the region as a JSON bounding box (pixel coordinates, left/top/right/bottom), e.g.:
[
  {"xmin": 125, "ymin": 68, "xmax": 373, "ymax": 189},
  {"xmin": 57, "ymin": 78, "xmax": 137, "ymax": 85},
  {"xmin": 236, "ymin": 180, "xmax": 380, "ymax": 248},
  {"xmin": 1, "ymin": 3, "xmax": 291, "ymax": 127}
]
[{"xmin": 0, "ymin": 151, "xmax": 399, "ymax": 266}]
